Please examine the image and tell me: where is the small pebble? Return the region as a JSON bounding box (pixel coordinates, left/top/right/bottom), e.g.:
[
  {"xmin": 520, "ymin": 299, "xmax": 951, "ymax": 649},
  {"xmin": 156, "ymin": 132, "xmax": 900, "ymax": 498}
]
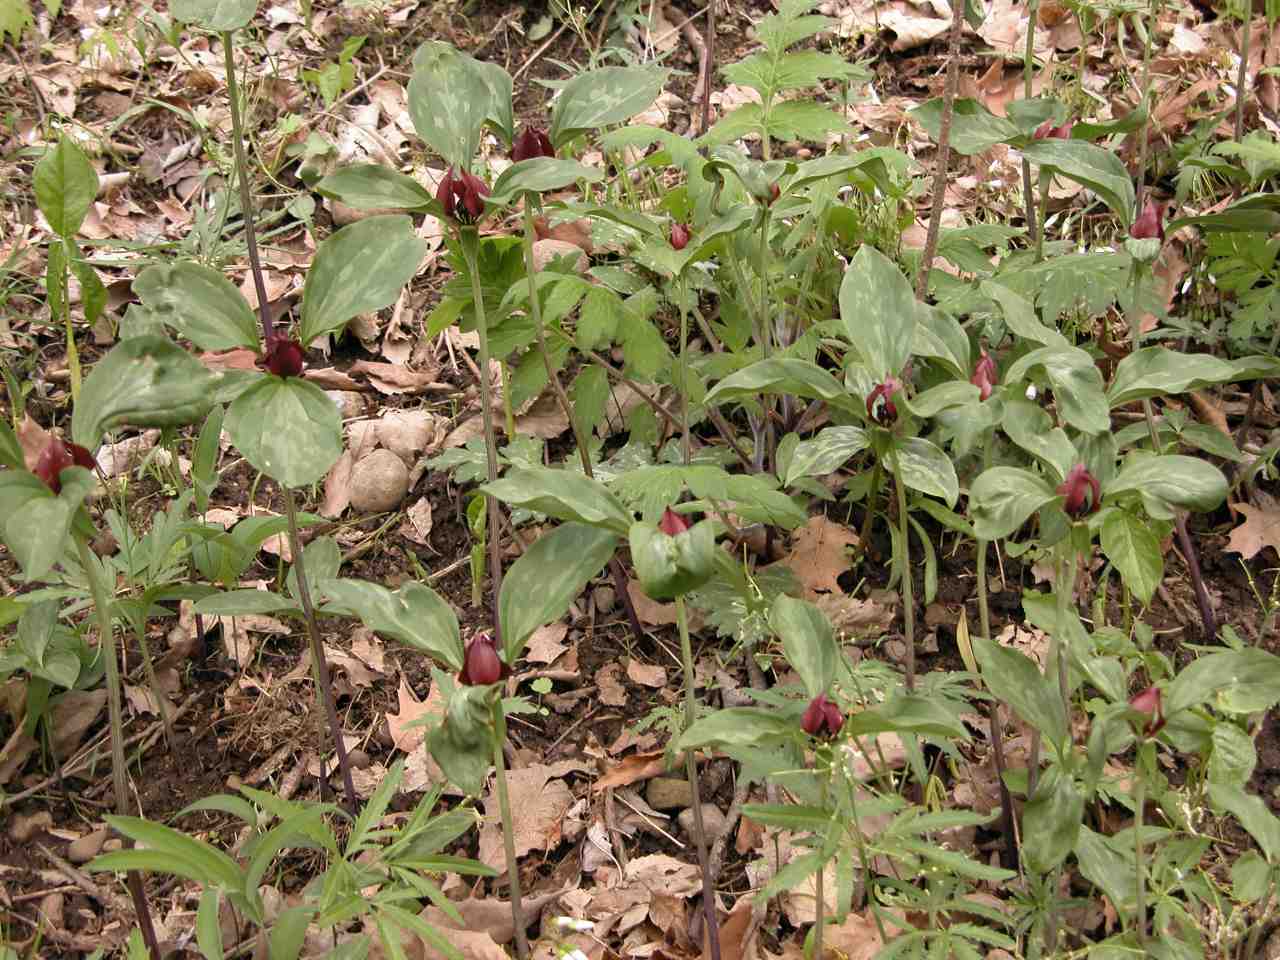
[
  {"xmin": 592, "ymin": 584, "xmax": 617, "ymax": 615},
  {"xmin": 348, "ymin": 748, "xmax": 372, "ymax": 770},
  {"xmin": 677, "ymin": 803, "xmax": 728, "ymax": 840},
  {"xmin": 9, "ymin": 810, "xmax": 52, "ymax": 842},
  {"xmin": 350, "ymin": 449, "xmax": 410, "ymax": 513},
  {"xmin": 645, "ymin": 776, "xmax": 695, "ymax": 811},
  {"xmin": 103, "ymin": 838, "xmax": 123, "ymax": 852},
  {"xmin": 67, "ymin": 827, "xmax": 110, "ymax": 864},
  {"xmin": 37, "ymin": 892, "xmax": 64, "ymax": 930}
]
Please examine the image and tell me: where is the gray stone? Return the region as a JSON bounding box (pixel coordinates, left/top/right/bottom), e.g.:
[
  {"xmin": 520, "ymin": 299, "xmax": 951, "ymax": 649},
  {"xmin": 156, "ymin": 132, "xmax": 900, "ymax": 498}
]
[
  {"xmin": 350, "ymin": 449, "xmax": 410, "ymax": 513},
  {"xmin": 593, "ymin": 584, "xmax": 617, "ymax": 614},
  {"xmin": 645, "ymin": 776, "xmax": 695, "ymax": 811},
  {"xmin": 67, "ymin": 827, "xmax": 109, "ymax": 864},
  {"xmin": 677, "ymin": 802, "xmax": 728, "ymax": 840}
]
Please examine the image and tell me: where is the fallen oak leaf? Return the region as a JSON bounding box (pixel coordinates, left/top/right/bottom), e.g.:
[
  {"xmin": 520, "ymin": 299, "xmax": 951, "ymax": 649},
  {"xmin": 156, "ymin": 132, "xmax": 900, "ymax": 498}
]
[{"xmin": 1226, "ymin": 501, "xmax": 1280, "ymax": 561}]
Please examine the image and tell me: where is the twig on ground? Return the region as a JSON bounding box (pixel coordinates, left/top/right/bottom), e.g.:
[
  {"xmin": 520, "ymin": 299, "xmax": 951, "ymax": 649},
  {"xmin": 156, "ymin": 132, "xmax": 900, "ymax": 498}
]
[{"xmin": 915, "ymin": 0, "xmax": 965, "ymax": 299}]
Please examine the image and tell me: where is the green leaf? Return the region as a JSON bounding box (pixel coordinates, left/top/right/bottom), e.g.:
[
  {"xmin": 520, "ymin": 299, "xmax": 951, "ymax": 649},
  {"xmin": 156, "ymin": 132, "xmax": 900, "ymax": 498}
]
[
  {"xmin": 0, "ymin": 0, "xmax": 32, "ymax": 43},
  {"xmin": 905, "ymin": 382, "xmax": 978, "ymax": 418},
  {"xmin": 94, "ymin": 815, "xmax": 246, "ymax": 892},
  {"xmin": 72, "ymin": 336, "xmax": 219, "ymax": 448},
  {"xmin": 845, "ymin": 695, "xmax": 969, "ymax": 741},
  {"xmin": 550, "ymin": 65, "xmax": 669, "ymax": 146},
  {"xmin": 0, "ymin": 418, "xmax": 22, "ymax": 470},
  {"xmin": 769, "ymin": 595, "xmax": 836, "ymax": 700},
  {"xmin": 1209, "ymin": 720, "xmax": 1257, "ymax": 791},
  {"xmin": 705, "ymin": 358, "xmax": 849, "ymax": 408},
  {"xmin": 489, "ymin": 158, "xmax": 603, "ymax": 202},
  {"xmin": 300, "ymin": 215, "xmax": 426, "ymax": 347},
  {"xmin": 781, "ymin": 426, "xmax": 869, "ymax": 486},
  {"xmin": 1106, "ymin": 454, "xmax": 1226, "ymax": 514},
  {"xmin": 169, "ymin": 0, "xmax": 255, "ymax": 30},
  {"xmin": 34, "ymin": 135, "xmax": 98, "ymax": 237},
  {"xmin": 1003, "ymin": 345, "xmax": 1109, "ymax": 435},
  {"xmin": 482, "ymin": 466, "xmax": 632, "ymax": 534},
  {"xmin": 1001, "ymin": 398, "xmax": 1075, "ymax": 479},
  {"xmin": 898, "ymin": 838, "xmax": 1016, "ymax": 882},
  {"xmin": 315, "ymin": 165, "xmax": 435, "ymax": 211},
  {"xmin": 224, "ymin": 377, "xmax": 342, "ymax": 488},
  {"xmin": 839, "ymin": 245, "xmax": 916, "ymax": 379},
  {"xmin": 1075, "ymin": 825, "xmax": 1135, "ymax": 913},
  {"xmin": 1231, "ymin": 850, "xmax": 1271, "ymax": 901},
  {"xmin": 268, "ymin": 906, "xmax": 313, "ymax": 960},
  {"xmin": 629, "ymin": 519, "xmax": 717, "ymax": 602},
  {"xmin": 321, "ymin": 579, "xmax": 462, "ymax": 670},
  {"xmin": 194, "ymin": 590, "xmax": 300, "ymax": 617},
  {"xmin": 1108, "ymin": 349, "xmax": 1278, "ymax": 408},
  {"xmin": 197, "ymin": 888, "xmax": 224, "ymax": 960},
  {"xmin": 1022, "ymin": 767, "xmax": 1084, "ymax": 874},
  {"xmin": 408, "ymin": 42, "xmax": 495, "ymax": 168},
  {"xmin": 132, "ymin": 262, "xmax": 260, "ymax": 351},
  {"xmin": 1208, "ymin": 783, "xmax": 1280, "ymax": 862},
  {"xmin": 973, "ymin": 636, "xmax": 1067, "ymax": 750},
  {"xmin": 676, "ymin": 707, "xmax": 798, "ymax": 752},
  {"xmin": 911, "ymin": 98, "xmax": 1020, "ymax": 155},
  {"xmin": 969, "ymin": 466, "xmax": 1058, "ymax": 540},
  {"xmin": 1168, "ymin": 648, "xmax": 1280, "ymax": 717},
  {"xmin": 911, "ymin": 304, "xmax": 971, "ymax": 379},
  {"xmin": 1021, "ymin": 139, "xmax": 1136, "ymax": 227},
  {"xmin": 1100, "ymin": 509, "xmax": 1163, "ymax": 605},
  {"xmin": 499, "ymin": 523, "xmax": 618, "ymax": 663},
  {"xmin": 888, "ymin": 437, "xmax": 959, "ymax": 508}
]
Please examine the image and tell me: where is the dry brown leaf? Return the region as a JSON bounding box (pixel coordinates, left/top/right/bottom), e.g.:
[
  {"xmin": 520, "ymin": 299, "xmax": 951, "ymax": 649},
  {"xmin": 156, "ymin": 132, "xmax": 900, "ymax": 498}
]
[
  {"xmin": 880, "ymin": 6, "xmax": 950, "ymax": 51},
  {"xmin": 50, "ymin": 689, "xmax": 107, "ymax": 759},
  {"xmin": 626, "ymin": 659, "xmax": 667, "ymax": 688},
  {"xmin": 1226, "ymin": 502, "xmax": 1280, "ymax": 561},
  {"xmin": 593, "ymin": 750, "xmax": 668, "ymax": 791},
  {"xmin": 775, "ymin": 516, "xmax": 860, "ymax": 598},
  {"xmin": 815, "ymin": 593, "xmax": 895, "ymax": 642},
  {"xmin": 347, "ymin": 361, "xmax": 450, "ymax": 395},
  {"xmin": 995, "ymin": 621, "xmax": 1049, "ymax": 667},
  {"xmin": 400, "ymin": 497, "xmax": 434, "ymax": 545},
  {"xmin": 525, "ymin": 623, "xmax": 570, "ymax": 665},
  {"xmin": 477, "ymin": 760, "xmax": 587, "ymax": 868},
  {"xmin": 596, "ymin": 663, "xmax": 628, "ymax": 707},
  {"xmin": 627, "ymin": 579, "xmax": 678, "ymax": 626},
  {"xmin": 386, "ymin": 675, "xmax": 445, "ymax": 753},
  {"xmin": 419, "ymin": 889, "xmax": 564, "ymax": 948},
  {"xmin": 0, "ymin": 726, "xmax": 38, "ymax": 786},
  {"xmin": 377, "ymin": 410, "xmax": 442, "ymax": 464},
  {"xmin": 513, "ymin": 392, "xmax": 570, "ymax": 439}
]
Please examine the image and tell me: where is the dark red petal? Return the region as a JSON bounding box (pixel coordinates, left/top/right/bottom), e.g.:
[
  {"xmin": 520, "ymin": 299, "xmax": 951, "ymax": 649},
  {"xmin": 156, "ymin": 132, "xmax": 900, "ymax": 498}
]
[
  {"xmin": 436, "ymin": 167, "xmax": 457, "ymax": 218},
  {"xmin": 461, "ymin": 633, "xmax": 504, "ymax": 686},
  {"xmin": 670, "ymin": 223, "xmax": 690, "ymax": 250},
  {"xmin": 659, "ymin": 507, "xmax": 689, "ymax": 537},
  {"xmin": 34, "ymin": 438, "xmax": 74, "ymax": 493},
  {"xmin": 801, "ymin": 695, "xmax": 827, "ymax": 736}
]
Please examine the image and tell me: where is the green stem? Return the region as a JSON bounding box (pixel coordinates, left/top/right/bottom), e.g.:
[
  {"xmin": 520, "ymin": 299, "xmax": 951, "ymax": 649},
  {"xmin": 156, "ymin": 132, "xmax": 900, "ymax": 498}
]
[
  {"xmin": 1235, "ymin": 4, "xmax": 1252, "ymax": 144},
  {"xmin": 460, "ymin": 228, "xmax": 504, "ymax": 632},
  {"xmin": 1022, "ymin": 0, "xmax": 1040, "ymax": 249},
  {"xmin": 76, "ymin": 536, "xmax": 162, "ymax": 960},
  {"xmin": 677, "ymin": 596, "xmax": 721, "ymax": 960},
  {"xmin": 678, "ymin": 282, "xmax": 692, "ymax": 467},
  {"xmin": 858, "ymin": 460, "xmax": 883, "ymax": 548},
  {"xmin": 1133, "ymin": 0, "xmax": 1158, "ymax": 210},
  {"xmin": 888, "ymin": 442, "xmax": 916, "ymax": 691},
  {"xmin": 1053, "ymin": 540, "xmax": 1078, "ymax": 719},
  {"xmin": 491, "ymin": 699, "xmax": 529, "ymax": 960},
  {"xmin": 1035, "ymin": 168, "xmax": 1051, "ymax": 263},
  {"xmin": 284, "ymin": 486, "xmax": 358, "ymax": 810},
  {"xmin": 1134, "ymin": 756, "xmax": 1147, "ymax": 944},
  {"xmin": 812, "ymin": 777, "xmax": 827, "ymax": 960}
]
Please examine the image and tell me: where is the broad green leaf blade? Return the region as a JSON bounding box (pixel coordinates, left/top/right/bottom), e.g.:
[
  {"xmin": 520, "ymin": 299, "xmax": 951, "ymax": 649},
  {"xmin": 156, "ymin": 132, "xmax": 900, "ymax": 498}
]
[
  {"xmin": 499, "ymin": 523, "xmax": 618, "ymax": 663},
  {"xmin": 1001, "ymin": 398, "xmax": 1075, "ymax": 479},
  {"xmin": 973, "ymin": 636, "xmax": 1067, "ymax": 750},
  {"xmin": 1021, "ymin": 139, "xmax": 1135, "ymax": 228},
  {"xmin": 839, "ymin": 245, "xmax": 916, "ymax": 379},
  {"xmin": 1106, "ymin": 454, "xmax": 1226, "ymax": 514},
  {"xmin": 1022, "ymin": 767, "xmax": 1084, "ymax": 874},
  {"xmin": 1075, "ymin": 825, "xmax": 1135, "ymax": 913},
  {"xmin": 224, "ymin": 377, "xmax": 342, "ymax": 488},
  {"xmin": 482, "ymin": 466, "xmax": 632, "ymax": 534},
  {"xmin": 705, "ymin": 358, "xmax": 848, "ymax": 408},
  {"xmin": 781, "ymin": 426, "xmax": 869, "ymax": 486},
  {"xmin": 34, "ymin": 135, "xmax": 98, "ymax": 237},
  {"xmin": 629, "ymin": 519, "xmax": 717, "ymax": 601},
  {"xmin": 96, "ymin": 815, "xmax": 245, "ymax": 891},
  {"xmin": 1099, "ymin": 509, "xmax": 1163, "ymax": 605},
  {"xmin": 912, "ymin": 303, "xmax": 971, "ymax": 379},
  {"xmin": 0, "ymin": 470, "xmax": 93, "ymax": 581},
  {"xmin": 1208, "ymin": 783, "xmax": 1280, "ymax": 862},
  {"xmin": 1167, "ymin": 648, "xmax": 1280, "ymax": 717},
  {"xmin": 889, "ymin": 437, "xmax": 959, "ymax": 508},
  {"xmin": 72, "ymin": 335, "xmax": 219, "ymax": 447},
  {"xmin": 321, "ymin": 579, "xmax": 463, "ymax": 671},
  {"xmin": 675, "ymin": 707, "xmax": 798, "ymax": 752},
  {"xmin": 1108, "ymin": 348, "xmax": 1279, "ymax": 408},
  {"xmin": 911, "ymin": 98, "xmax": 1020, "ymax": 155},
  {"xmin": 768, "ymin": 593, "xmax": 839, "ymax": 701},
  {"xmin": 299, "ymin": 215, "xmax": 426, "ymax": 347},
  {"xmin": 194, "ymin": 590, "xmax": 301, "ymax": 617},
  {"xmin": 1004, "ymin": 345, "xmax": 1109, "ymax": 435},
  {"xmin": 844, "ymin": 694, "xmax": 969, "ymax": 740},
  {"xmin": 969, "ymin": 466, "xmax": 1058, "ymax": 540},
  {"xmin": 0, "ymin": 418, "xmax": 23, "ymax": 469},
  {"xmin": 315, "ymin": 165, "xmax": 436, "ymax": 211},
  {"xmin": 549, "ymin": 65, "xmax": 669, "ymax": 146},
  {"xmin": 132, "ymin": 262, "xmax": 260, "ymax": 351},
  {"xmin": 408, "ymin": 41, "xmax": 494, "ymax": 168},
  {"xmin": 170, "ymin": 0, "xmax": 255, "ymax": 30},
  {"xmin": 489, "ymin": 158, "xmax": 603, "ymax": 203}
]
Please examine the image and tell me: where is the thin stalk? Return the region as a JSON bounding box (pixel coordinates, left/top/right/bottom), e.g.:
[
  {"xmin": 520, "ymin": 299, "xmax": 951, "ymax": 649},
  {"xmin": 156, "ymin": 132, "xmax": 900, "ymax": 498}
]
[
  {"xmin": 677, "ymin": 596, "xmax": 721, "ymax": 960},
  {"xmin": 888, "ymin": 442, "xmax": 916, "ymax": 691},
  {"xmin": 222, "ymin": 31, "xmax": 272, "ymax": 341},
  {"xmin": 284, "ymin": 488, "xmax": 358, "ymax": 810},
  {"xmin": 132, "ymin": 621, "xmax": 172, "ymax": 751},
  {"xmin": 460, "ymin": 228, "xmax": 504, "ymax": 631},
  {"xmin": 1234, "ymin": 4, "xmax": 1253, "ymax": 143},
  {"xmin": 491, "ymin": 699, "xmax": 530, "ymax": 960},
  {"xmin": 1022, "ymin": 0, "xmax": 1040, "ymax": 248},
  {"xmin": 701, "ymin": 0, "xmax": 715, "ymax": 137},
  {"xmin": 76, "ymin": 537, "xmax": 162, "ymax": 960},
  {"xmin": 501, "ymin": 361, "xmax": 516, "ymax": 439},
  {"xmin": 1133, "ymin": 0, "xmax": 1158, "ymax": 211},
  {"xmin": 1036, "ymin": 168, "xmax": 1051, "ymax": 263},
  {"xmin": 915, "ymin": 0, "xmax": 965, "ymax": 300},
  {"xmin": 858, "ymin": 460, "xmax": 883, "ymax": 548},
  {"xmin": 679, "ymin": 283, "xmax": 692, "ymax": 466},
  {"xmin": 812, "ymin": 777, "xmax": 828, "ymax": 960},
  {"xmin": 1134, "ymin": 760, "xmax": 1147, "ymax": 944},
  {"xmin": 1053, "ymin": 540, "xmax": 1077, "ymax": 718},
  {"xmin": 842, "ymin": 767, "xmax": 889, "ymax": 942}
]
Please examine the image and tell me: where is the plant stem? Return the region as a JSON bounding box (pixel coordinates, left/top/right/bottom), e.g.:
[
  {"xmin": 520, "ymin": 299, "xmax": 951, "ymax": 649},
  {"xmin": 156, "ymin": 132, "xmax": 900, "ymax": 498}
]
[
  {"xmin": 701, "ymin": 0, "xmax": 715, "ymax": 137},
  {"xmin": 1134, "ymin": 753, "xmax": 1147, "ymax": 944},
  {"xmin": 915, "ymin": 0, "xmax": 965, "ymax": 300},
  {"xmin": 858, "ymin": 460, "xmax": 882, "ymax": 548},
  {"xmin": 678, "ymin": 282, "xmax": 693, "ymax": 466},
  {"xmin": 1053, "ymin": 539, "xmax": 1078, "ymax": 719},
  {"xmin": 677, "ymin": 595, "xmax": 721, "ymax": 960},
  {"xmin": 76, "ymin": 537, "xmax": 162, "ymax": 960},
  {"xmin": 1022, "ymin": 0, "xmax": 1040, "ymax": 249},
  {"xmin": 284, "ymin": 487, "xmax": 358, "ymax": 810},
  {"xmin": 889, "ymin": 442, "xmax": 916, "ymax": 691},
  {"xmin": 490, "ymin": 698, "xmax": 529, "ymax": 960},
  {"xmin": 1234, "ymin": 4, "xmax": 1253, "ymax": 143},
  {"xmin": 812, "ymin": 777, "xmax": 828, "ymax": 960},
  {"xmin": 1036, "ymin": 167, "xmax": 1051, "ymax": 263},
  {"xmin": 460, "ymin": 228, "xmax": 504, "ymax": 634},
  {"xmin": 222, "ymin": 31, "xmax": 272, "ymax": 342},
  {"xmin": 1133, "ymin": 0, "xmax": 1158, "ymax": 211}
]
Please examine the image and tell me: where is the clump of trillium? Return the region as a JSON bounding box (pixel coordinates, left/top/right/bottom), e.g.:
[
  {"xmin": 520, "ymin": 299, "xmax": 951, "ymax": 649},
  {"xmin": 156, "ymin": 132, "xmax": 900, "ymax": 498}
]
[
  {"xmin": 800, "ymin": 692, "xmax": 844, "ymax": 738},
  {"xmin": 437, "ymin": 166, "xmax": 490, "ymax": 225},
  {"xmin": 866, "ymin": 376, "xmax": 903, "ymax": 426},
  {"xmin": 260, "ymin": 333, "xmax": 305, "ymax": 378},
  {"xmin": 459, "ymin": 632, "xmax": 508, "ymax": 686},
  {"xmin": 970, "ymin": 350, "xmax": 998, "ymax": 401},
  {"xmin": 1057, "ymin": 463, "xmax": 1100, "ymax": 518},
  {"xmin": 34, "ymin": 437, "xmax": 96, "ymax": 493}
]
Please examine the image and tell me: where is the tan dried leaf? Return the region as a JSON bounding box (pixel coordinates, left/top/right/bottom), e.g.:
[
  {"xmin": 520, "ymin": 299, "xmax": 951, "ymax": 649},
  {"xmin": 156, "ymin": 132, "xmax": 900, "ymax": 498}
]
[
  {"xmin": 775, "ymin": 516, "xmax": 860, "ymax": 598},
  {"xmin": 386, "ymin": 675, "xmax": 445, "ymax": 753},
  {"xmin": 1227, "ymin": 502, "xmax": 1280, "ymax": 561},
  {"xmin": 525, "ymin": 623, "xmax": 570, "ymax": 665},
  {"xmin": 626, "ymin": 659, "xmax": 667, "ymax": 688}
]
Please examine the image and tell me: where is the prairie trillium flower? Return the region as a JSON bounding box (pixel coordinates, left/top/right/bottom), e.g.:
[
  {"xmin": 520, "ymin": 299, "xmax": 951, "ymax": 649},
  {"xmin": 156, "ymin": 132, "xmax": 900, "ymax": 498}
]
[
  {"xmin": 1129, "ymin": 685, "xmax": 1165, "ymax": 737},
  {"xmin": 261, "ymin": 335, "xmax": 305, "ymax": 378},
  {"xmin": 1131, "ymin": 200, "xmax": 1165, "ymax": 242},
  {"xmin": 459, "ymin": 632, "xmax": 506, "ymax": 686},
  {"xmin": 866, "ymin": 377, "xmax": 902, "ymax": 426},
  {"xmin": 1033, "ymin": 120, "xmax": 1073, "ymax": 140},
  {"xmin": 768, "ymin": 182, "xmax": 781, "ymax": 204},
  {"xmin": 437, "ymin": 166, "xmax": 489, "ymax": 224},
  {"xmin": 670, "ymin": 222, "xmax": 690, "ymax": 251},
  {"xmin": 659, "ymin": 506, "xmax": 689, "ymax": 536},
  {"xmin": 512, "ymin": 125, "xmax": 555, "ymax": 162},
  {"xmin": 970, "ymin": 350, "xmax": 998, "ymax": 401},
  {"xmin": 34, "ymin": 437, "xmax": 95, "ymax": 493},
  {"xmin": 800, "ymin": 693, "xmax": 843, "ymax": 737},
  {"xmin": 1057, "ymin": 463, "xmax": 1100, "ymax": 518}
]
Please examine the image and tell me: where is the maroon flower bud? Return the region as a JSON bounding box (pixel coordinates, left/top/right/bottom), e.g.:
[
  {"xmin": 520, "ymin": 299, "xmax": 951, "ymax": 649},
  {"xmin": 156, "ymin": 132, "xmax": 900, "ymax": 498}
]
[
  {"xmin": 437, "ymin": 166, "xmax": 490, "ymax": 225},
  {"xmin": 866, "ymin": 377, "xmax": 902, "ymax": 426},
  {"xmin": 1131, "ymin": 199, "xmax": 1165, "ymax": 242},
  {"xmin": 261, "ymin": 335, "xmax": 305, "ymax": 378},
  {"xmin": 970, "ymin": 350, "xmax": 998, "ymax": 401},
  {"xmin": 1129, "ymin": 685, "xmax": 1165, "ymax": 737},
  {"xmin": 1033, "ymin": 120, "xmax": 1073, "ymax": 140},
  {"xmin": 659, "ymin": 506, "xmax": 689, "ymax": 537},
  {"xmin": 512, "ymin": 125, "xmax": 555, "ymax": 162},
  {"xmin": 1056, "ymin": 463, "xmax": 1100, "ymax": 518},
  {"xmin": 768, "ymin": 182, "xmax": 781, "ymax": 204},
  {"xmin": 800, "ymin": 693, "xmax": 843, "ymax": 738},
  {"xmin": 34, "ymin": 437, "xmax": 96, "ymax": 493},
  {"xmin": 670, "ymin": 222, "xmax": 690, "ymax": 251},
  {"xmin": 459, "ymin": 632, "xmax": 507, "ymax": 686}
]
